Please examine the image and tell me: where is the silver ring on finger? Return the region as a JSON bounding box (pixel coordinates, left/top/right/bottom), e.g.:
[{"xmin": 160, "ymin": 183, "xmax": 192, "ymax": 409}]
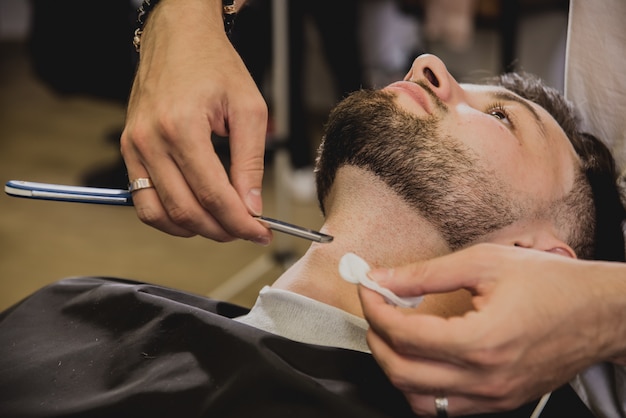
[
  {"xmin": 434, "ymin": 396, "xmax": 448, "ymax": 418},
  {"xmin": 128, "ymin": 177, "xmax": 154, "ymax": 192}
]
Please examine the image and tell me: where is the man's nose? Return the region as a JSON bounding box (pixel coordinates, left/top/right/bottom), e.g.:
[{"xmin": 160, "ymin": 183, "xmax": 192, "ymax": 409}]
[{"xmin": 404, "ymin": 54, "xmax": 460, "ymax": 104}]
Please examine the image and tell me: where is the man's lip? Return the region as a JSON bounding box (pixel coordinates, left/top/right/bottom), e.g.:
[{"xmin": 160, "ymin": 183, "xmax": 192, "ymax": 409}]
[{"xmin": 384, "ymin": 81, "xmax": 433, "ymax": 114}]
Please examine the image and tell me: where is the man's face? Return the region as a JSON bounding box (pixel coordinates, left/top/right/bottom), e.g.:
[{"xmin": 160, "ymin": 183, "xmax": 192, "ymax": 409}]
[
  {"xmin": 317, "ymin": 54, "xmax": 580, "ymax": 250},
  {"xmin": 392, "ymin": 54, "xmax": 579, "ymax": 206}
]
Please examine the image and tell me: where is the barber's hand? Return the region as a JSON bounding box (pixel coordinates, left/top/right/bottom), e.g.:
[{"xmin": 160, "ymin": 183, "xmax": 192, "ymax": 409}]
[
  {"xmin": 121, "ymin": 0, "xmax": 271, "ymax": 244},
  {"xmin": 360, "ymin": 244, "xmax": 626, "ymax": 417}
]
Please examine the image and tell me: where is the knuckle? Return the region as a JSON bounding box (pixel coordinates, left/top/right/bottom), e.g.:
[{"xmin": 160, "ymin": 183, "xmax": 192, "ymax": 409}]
[
  {"xmin": 467, "ymin": 347, "xmax": 497, "ymax": 368},
  {"xmin": 166, "ymin": 204, "xmax": 197, "ymax": 227},
  {"xmin": 196, "ymin": 187, "xmax": 224, "ymax": 213},
  {"xmin": 194, "ymin": 189, "xmax": 249, "ymax": 241},
  {"xmin": 251, "ymin": 95, "xmax": 269, "ymax": 114},
  {"xmin": 238, "ymin": 95, "xmax": 269, "ymax": 122},
  {"xmin": 119, "ymin": 130, "xmax": 131, "ymax": 155},
  {"xmin": 155, "ymin": 114, "xmax": 183, "ymax": 146},
  {"xmin": 125, "ymin": 111, "xmax": 184, "ymax": 152},
  {"xmin": 136, "ymin": 207, "xmax": 196, "ymax": 238},
  {"xmin": 136, "ymin": 205, "xmax": 166, "ymax": 227},
  {"xmin": 120, "ymin": 122, "xmax": 154, "ymax": 157},
  {"xmin": 119, "ymin": 128, "xmax": 135, "ymax": 158},
  {"xmin": 464, "ymin": 336, "xmax": 509, "ymax": 368},
  {"xmin": 256, "ymin": 102, "xmax": 269, "ymax": 121},
  {"xmin": 166, "ymin": 202, "xmax": 234, "ymax": 243}
]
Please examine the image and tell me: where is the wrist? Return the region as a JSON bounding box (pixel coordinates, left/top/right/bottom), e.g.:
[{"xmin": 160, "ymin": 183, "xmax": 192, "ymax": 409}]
[
  {"xmin": 133, "ymin": 0, "xmax": 238, "ymax": 53},
  {"xmin": 587, "ymin": 261, "xmax": 626, "ymax": 362}
]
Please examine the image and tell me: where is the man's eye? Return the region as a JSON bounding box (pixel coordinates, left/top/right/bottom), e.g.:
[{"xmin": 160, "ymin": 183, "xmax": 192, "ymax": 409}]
[
  {"xmin": 488, "ymin": 107, "xmax": 514, "ymax": 128},
  {"xmin": 490, "ymin": 110, "xmax": 507, "ymax": 120}
]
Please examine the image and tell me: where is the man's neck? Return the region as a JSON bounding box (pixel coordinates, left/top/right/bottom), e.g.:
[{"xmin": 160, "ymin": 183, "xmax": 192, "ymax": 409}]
[{"xmin": 271, "ymin": 167, "xmax": 465, "ymax": 318}]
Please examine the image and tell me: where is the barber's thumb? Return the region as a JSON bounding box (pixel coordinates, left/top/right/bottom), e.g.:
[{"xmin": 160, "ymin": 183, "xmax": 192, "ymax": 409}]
[
  {"xmin": 231, "ymin": 167, "xmax": 264, "ymax": 216},
  {"xmin": 245, "ymin": 188, "xmax": 263, "ymax": 216},
  {"xmin": 368, "ymin": 263, "xmax": 429, "ymax": 297},
  {"xmin": 228, "ymin": 124, "xmax": 267, "ymax": 217}
]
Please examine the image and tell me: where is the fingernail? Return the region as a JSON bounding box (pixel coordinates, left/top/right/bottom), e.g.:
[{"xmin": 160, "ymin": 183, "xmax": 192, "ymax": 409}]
[
  {"xmin": 368, "ymin": 268, "xmax": 393, "ymax": 284},
  {"xmin": 246, "ymin": 188, "xmax": 263, "ymax": 216},
  {"xmin": 252, "ymin": 235, "xmax": 270, "ymax": 247}
]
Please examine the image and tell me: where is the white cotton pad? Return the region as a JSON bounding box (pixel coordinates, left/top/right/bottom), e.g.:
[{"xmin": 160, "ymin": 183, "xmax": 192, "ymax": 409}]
[
  {"xmin": 338, "ymin": 252, "xmax": 370, "ymax": 284},
  {"xmin": 339, "ymin": 253, "xmax": 423, "ymax": 308}
]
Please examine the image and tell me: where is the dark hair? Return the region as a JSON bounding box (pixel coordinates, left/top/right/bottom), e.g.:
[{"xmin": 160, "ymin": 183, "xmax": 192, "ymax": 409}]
[{"xmin": 490, "ymin": 73, "xmax": 625, "ymax": 261}]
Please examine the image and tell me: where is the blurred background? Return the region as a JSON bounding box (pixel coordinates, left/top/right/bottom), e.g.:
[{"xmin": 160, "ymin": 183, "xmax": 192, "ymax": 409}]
[{"xmin": 0, "ymin": 0, "xmax": 569, "ymax": 311}]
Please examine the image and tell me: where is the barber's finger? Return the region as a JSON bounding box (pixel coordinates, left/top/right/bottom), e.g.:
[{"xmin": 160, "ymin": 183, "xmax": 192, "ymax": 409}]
[
  {"xmin": 366, "ymin": 326, "xmax": 528, "ymax": 415},
  {"xmin": 366, "ymin": 329, "xmax": 496, "ymax": 417},
  {"xmin": 360, "ymin": 296, "xmax": 432, "ymax": 360},
  {"xmin": 132, "ymin": 189, "xmax": 198, "ymax": 237},
  {"xmin": 359, "ymin": 286, "xmax": 476, "ymax": 362},
  {"xmin": 124, "ymin": 147, "xmax": 197, "ymax": 237},
  {"xmin": 402, "ymin": 392, "xmax": 515, "ymax": 418},
  {"xmin": 156, "ymin": 168, "xmax": 239, "ymax": 241},
  {"xmin": 167, "ymin": 120, "xmax": 271, "ymax": 244},
  {"xmin": 400, "ymin": 382, "xmax": 548, "ymax": 417},
  {"xmin": 366, "ymin": 326, "xmax": 498, "ymax": 396},
  {"xmin": 366, "ymin": 326, "xmax": 463, "ymax": 391},
  {"xmin": 403, "ymin": 393, "xmax": 461, "ymax": 418},
  {"xmin": 124, "ymin": 131, "xmax": 238, "ymax": 240},
  {"xmin": 367, "ymin": 244, "xmax": 504, "ymax": 297}
]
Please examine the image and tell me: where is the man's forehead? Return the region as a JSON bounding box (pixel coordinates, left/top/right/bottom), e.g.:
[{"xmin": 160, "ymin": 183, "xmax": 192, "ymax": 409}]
[{"xmin": 460, "ymin": 83, "xmax": 532, "ymax": 105}]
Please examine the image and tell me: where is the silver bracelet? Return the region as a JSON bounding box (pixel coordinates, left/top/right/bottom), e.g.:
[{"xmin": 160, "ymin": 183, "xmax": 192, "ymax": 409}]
[{"xmin": 133, "ymin": 0, "xmax": 237, "ymax": 53}]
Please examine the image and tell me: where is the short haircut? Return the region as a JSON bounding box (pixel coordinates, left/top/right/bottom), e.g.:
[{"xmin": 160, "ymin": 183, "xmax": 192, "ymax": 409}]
[
  {"xmin": 314, "ymin": 73, "xmax": 626, "ymax": 261},
  {"xmin": 491, "ymin": 73, "xmax": 626, "ymax": 261}
]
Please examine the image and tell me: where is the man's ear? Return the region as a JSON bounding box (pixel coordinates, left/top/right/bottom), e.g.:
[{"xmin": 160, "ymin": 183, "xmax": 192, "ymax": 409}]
[
  {"xmin": 514, "ymin": 230, "xmax": 577, "ymax": 259},
  {"xmin": 545, "ymin": 246, "xmax": 577, "ymax": 258}
]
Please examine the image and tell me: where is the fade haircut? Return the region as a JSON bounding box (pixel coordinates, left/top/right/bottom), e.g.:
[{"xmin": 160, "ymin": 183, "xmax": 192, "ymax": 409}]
[{"xmin": 315, "ymin": 72, "xmax": 626, "ymax": 261}]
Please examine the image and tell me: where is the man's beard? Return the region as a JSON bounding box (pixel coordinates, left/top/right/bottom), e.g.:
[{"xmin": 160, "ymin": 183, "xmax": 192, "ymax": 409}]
[{"xmin": 315, "ymin": 89, "xmax": 521, "ymax": 250}]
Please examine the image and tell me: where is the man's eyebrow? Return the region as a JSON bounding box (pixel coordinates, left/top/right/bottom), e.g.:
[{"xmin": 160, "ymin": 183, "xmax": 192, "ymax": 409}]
[{"xmin": 490, "ymin": 90, "xmax": 546, "ymax": 136}]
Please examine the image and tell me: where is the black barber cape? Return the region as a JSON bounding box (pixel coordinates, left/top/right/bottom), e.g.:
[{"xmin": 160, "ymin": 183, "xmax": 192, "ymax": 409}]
[{"xmin": 0, "ymin": 277, "xmax": 595, "ymax": 418}]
